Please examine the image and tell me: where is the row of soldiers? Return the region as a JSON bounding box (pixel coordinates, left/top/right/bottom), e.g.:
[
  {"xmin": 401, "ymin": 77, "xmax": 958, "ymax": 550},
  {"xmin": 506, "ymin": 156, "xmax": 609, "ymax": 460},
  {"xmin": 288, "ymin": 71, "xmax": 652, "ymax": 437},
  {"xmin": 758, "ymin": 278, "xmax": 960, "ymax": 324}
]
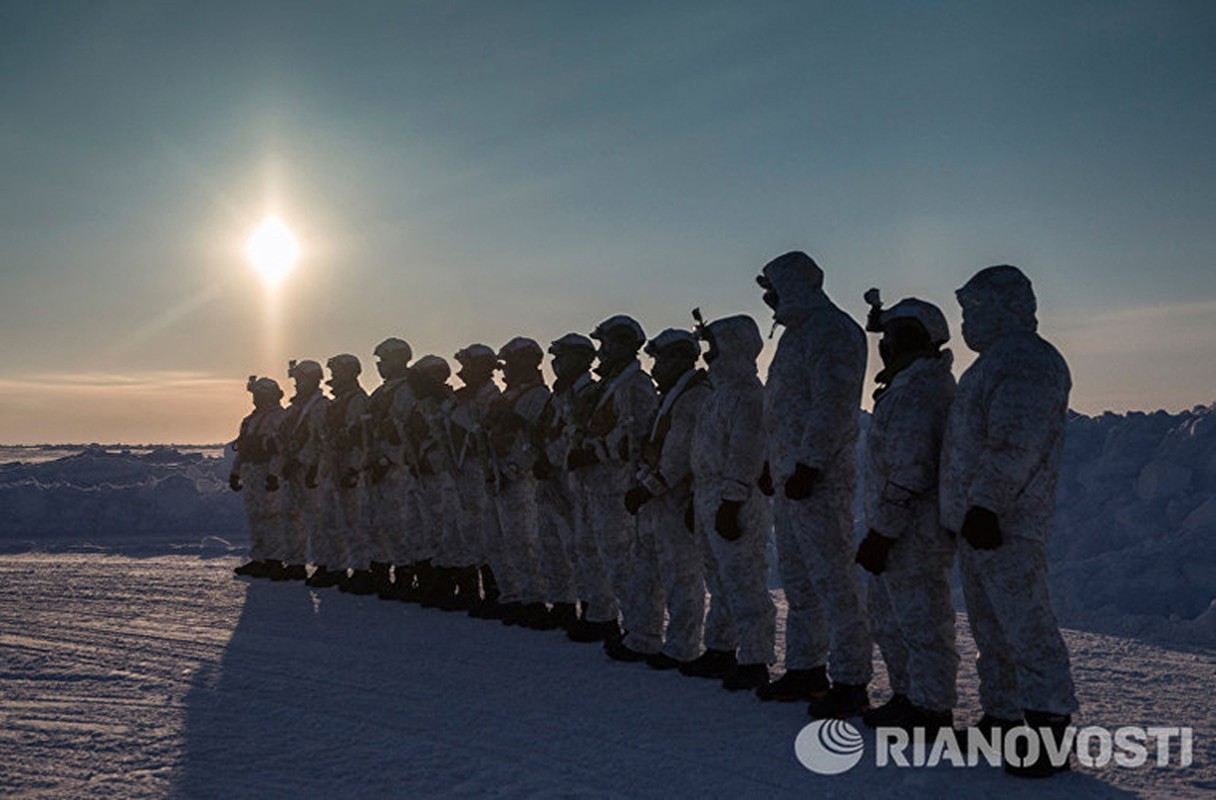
[{"xmin": 230, "ymin": 252, "xmax": 1078, "ymax": 779}]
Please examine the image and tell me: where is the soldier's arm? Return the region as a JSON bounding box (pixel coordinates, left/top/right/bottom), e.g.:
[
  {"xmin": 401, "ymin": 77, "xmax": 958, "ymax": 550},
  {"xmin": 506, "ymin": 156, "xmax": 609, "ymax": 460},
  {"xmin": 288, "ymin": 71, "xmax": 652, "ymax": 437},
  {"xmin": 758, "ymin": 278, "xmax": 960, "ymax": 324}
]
[
  {"xmin": 798, "ymin": 323, "xmax": 866, "ymax": 470},
  {"xmin": 718, "ymin": 389, "xmax": 766, "ymax": 502},
  {"xmin": 869, "ymin": 386, "xmax": 947, "ymax": 539},
  {"xmin": 654, "ymin": 385, "xmax": 707, "ymax": 494},
  {"xmin": 968, "ymin": 355, "xmax": 1069, "ymax": 516}
]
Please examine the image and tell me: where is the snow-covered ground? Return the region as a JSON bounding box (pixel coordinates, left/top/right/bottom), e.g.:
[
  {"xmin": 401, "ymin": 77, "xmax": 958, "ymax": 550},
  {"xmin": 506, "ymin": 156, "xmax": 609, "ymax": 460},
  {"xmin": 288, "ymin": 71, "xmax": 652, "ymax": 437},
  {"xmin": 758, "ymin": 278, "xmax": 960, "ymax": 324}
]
[{"xmin": 0, "ymin": 553, "xmax": 1210, "ymax": 798}]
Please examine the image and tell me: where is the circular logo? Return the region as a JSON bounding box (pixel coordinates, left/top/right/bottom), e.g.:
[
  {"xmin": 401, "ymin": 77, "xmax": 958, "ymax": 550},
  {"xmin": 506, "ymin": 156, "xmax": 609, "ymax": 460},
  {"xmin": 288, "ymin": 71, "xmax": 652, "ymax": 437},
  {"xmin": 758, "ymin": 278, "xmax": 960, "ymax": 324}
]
[{"xmin": 795, "ymin": 719, "xmax": 865, "ymax": 775}]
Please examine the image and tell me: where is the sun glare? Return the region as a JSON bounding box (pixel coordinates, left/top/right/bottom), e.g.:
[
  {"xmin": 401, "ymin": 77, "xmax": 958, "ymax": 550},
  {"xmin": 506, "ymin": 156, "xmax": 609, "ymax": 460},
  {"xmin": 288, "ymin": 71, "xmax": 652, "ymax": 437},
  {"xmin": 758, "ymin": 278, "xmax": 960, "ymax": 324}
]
[{"xmin": 246, "ymin": 217, "xmax": 300, "ymax": 285}]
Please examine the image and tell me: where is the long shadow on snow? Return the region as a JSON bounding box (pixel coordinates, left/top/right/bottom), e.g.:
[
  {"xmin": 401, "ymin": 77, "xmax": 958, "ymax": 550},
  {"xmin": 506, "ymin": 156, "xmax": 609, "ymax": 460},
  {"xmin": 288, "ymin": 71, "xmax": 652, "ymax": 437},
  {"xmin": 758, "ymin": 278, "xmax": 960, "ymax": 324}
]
[{"xmin": 171, "ymin": 578, "xmax": 1136, "ymax": 799}]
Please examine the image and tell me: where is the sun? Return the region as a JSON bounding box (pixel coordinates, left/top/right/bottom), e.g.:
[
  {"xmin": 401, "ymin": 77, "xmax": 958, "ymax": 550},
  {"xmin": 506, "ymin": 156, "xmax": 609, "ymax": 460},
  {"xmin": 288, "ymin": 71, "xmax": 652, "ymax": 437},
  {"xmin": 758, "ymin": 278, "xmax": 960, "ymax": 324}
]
[{"xmin": 246, "ymin": 217, "xmax": 300, "ymax": 285}]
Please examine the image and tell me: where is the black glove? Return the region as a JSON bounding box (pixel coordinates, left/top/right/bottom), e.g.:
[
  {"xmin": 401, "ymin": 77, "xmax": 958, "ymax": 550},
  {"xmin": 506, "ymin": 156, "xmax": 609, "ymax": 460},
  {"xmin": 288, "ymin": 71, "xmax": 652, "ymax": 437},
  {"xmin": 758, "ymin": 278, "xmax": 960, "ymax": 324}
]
[
  {"xmin": 684, "ymin": 500, "xmax": 696, "ymax": 532},
  {"xmin": 961, "ymin": 506, "xmax": 1002, "ymax": 550},
  {"xmin": 369, "ymin": 458, "xmax": 390, "ymax": 484},
  {"xmin": 784, "ymin": 463, "xmax": 820, "ymax": 500},
  {"xmin": 855, "ymin": 529, "xmax": 897, "ymax": 575},
  {"xmin": 714, "ymin": 499, "xmax": 744, "ymax": 541},
  {"xmin": 341, "ymin": 467, "xmax": 359, "ymax": 489},
  {"xmin": 565, "ymin": 447, "xmax": 599, "ymax": 471},
  {"xmin": 305, "ymin": 464, "xmax": 319, "ymax": 489},
  {"xmin": 532, "ymin": 456, "xmax": 554, "ymax": 482},
  {"xmin": 264, "ymin": 474, "xmax": 279, "ymax": 492},
  {"xmin": 228, "ymin": 473, "xmax": 242, "ymax": 492},
  {"xmin": 757, "ymin": 461, "xmax": 774, "ymax": 497},
  {"xmin": 624, "ymin": 485, "xmax": 654, "ymax": 515}
]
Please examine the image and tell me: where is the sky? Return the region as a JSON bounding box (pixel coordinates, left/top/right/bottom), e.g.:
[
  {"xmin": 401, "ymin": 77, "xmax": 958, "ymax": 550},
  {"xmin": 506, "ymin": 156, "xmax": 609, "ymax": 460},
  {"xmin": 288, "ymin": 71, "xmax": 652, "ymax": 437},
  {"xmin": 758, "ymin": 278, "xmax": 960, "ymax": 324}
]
[{"xmin": 1, "ymin": 0, "xmax": 1214, "ymax": 444}]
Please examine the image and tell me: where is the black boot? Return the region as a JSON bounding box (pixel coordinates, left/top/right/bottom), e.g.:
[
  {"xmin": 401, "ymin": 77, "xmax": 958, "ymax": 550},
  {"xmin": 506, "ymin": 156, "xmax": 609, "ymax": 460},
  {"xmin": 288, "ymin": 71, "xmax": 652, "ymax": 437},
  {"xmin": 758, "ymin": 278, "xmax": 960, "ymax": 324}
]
[
  {"xmin": 370, "ymin": 561, "xmax": 393, "ymax": 594},
  {"xmin": 378, "ymin": 564, "xmax": 404, "ymax": 600},
  {"xmin": 515, "ymin": 602, "xmax": 552, "ymax": 629},
  {"xmin": 412, "ymin": 560, "xmax": 435, "ymax": 605},
  {"xmin": 723, "ymin": 663, "xmax": 770, "ymax": 692},
  {"xmin": 496, "ymin": 602, "xmax": 524, "ymax": 624},
  {"xmin": 604, "ymin": 637, "xmax": 650, "ymax": 663},
  {"xmin": 566, "ymin": 617, "xmax": 621, "ymax": 643},
  {"xmin": 306, "ymin": 565, "xmax": 343, "ymax": 588},
  {"xmin": 1004, "ymin": 712, "xmax": 1072, "ymax": 778},
  {"xmin": 544, "ymin": 602, "xmax": 578, "ymax": 631},
  {"xmin": 468, "ymin": 566, "xmax": 499, "ymax": 617},
  {"xmin": 397, "ymin": 563, "xmax": 422, "ymax": 602},
  {"xmin": 756, "ymin": 666, "xmax": 829, "ymax": 702},
  {"xmin": 421, "ymin": 566, "xmax": 455, "ymax": 608},
  {"xmin": 234, "ymin": 559, "xmax": 269, "ymax": 578},
  {"xmin": 266, "ymin": 560, "xmax": 286, "ymax": 581},
  {"xmin": 645, "ymin": 652, "xmax": 684, "ymax": 671},
  {"xmin": 280, "ymin": 563, "xmax": 308, "ymax": 581},
  {"xmin": 808, "ymin": 683, "xmax": 869, "ymax": 719},
  {"xmin": 679, "ymin": 648, "xmax": 737, "ymax": 680},
  {"xmin": 343, "ymin": 569, "xmax": 376, "ymax": 596},
  {"xmin": 974, "ymin": 713, "xmax": 1022, "ymax": 739},
  {"xmin": 438, "ymin": 567, "xmax": 479, "ymax": 612},
  {"xmin": 862, "ymin": 693, "xmax": 912, "ymax": 727},
  {"xmin": 902, "ymin": 704, "xmax": 955, "ymax": 736}
]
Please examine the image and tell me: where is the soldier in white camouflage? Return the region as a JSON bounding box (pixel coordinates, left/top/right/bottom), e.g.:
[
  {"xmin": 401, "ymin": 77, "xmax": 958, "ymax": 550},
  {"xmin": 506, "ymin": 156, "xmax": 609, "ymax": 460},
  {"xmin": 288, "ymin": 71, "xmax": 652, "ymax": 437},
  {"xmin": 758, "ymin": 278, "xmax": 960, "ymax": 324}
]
[
  {"xmin": 541, "ymin": 333, "xmax": 612, "ymax": 638},
  {"xmin": 689, "ymin": 314, "xmax": 776, "ymax": 692},
  {"xmin": 361, "ymin": 337, "xmax": 423, "ymax": 600},
  {"xmin": 450, "ymin": 344, "xmax": 504, "ymax": 615},
  {"xmin": 485, "ymin": 337, "xmax": 551, "ymax": 628},
  {"xmin": 565, "ymin": 315, "xmax": 658, "ymax": 644},
  {"xmin": 528, "ymin": 346, "xmax": 581, "ymax": 631},
  {"xmin": 940, "ymin": 265, "xmax": 1078, "ymax": 778},
  {"xmin": 321, "ymin": 354, "xmax": 376, "ymax": 595},
  {"xmin": 756, "ymin": 251, "xmax": 873, "ymax": 717},
  {"xmin": 278, "ymin": 359, "xmax": 329, "ymax": 583},
  {"xmin": 611, "ymin": 328, "xmax": 711, "ymax": 669},
  {"xmin": 408, "ymin": 355, "xmax": 463, "ymax": 607},
  {"xmin": 230, "ymin": 376, "xmax": 287, "ymax": 578},
  {"xmin": 854, "ymin": 293, "xmax": 959, "ymax": 734}
]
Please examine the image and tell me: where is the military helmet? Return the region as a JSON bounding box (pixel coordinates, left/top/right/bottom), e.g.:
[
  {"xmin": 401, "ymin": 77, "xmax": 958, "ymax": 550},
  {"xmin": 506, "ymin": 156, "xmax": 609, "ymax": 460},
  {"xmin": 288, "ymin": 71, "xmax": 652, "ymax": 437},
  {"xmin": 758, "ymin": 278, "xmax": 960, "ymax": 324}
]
[
  {"xmin": 879, "ymin": 298, "xmax": 950, "ymax": 347},
  {"xmin": 287, "ymin": 359, "xmax": 323, "ymax": 382},
  {"xmin": 413, "ymin": 354, "xmax": 451, "ymax": 383},
  {"xmin": 246, "ymin": 376, "xmax": 283, "ymax": 399},
  {"xmin": 455, "ymin": 343, "xmax": 497, "ymax": 366},
  {"xmin": 326, "ymin": 353, "xmax": 362, "ymax": 376},
  {"xmin": 644, "ymin": 328, "xmax": 699, "ymax": 360},
  {"xmin": 498, "ymin": 336, "xmax": 544, "ymax": 366},
  {"xmin": 548, "ymin": 332, "xmax": 595, "ymax": 356},
  {"xmin": 591, "ymin": 314, "xmax": 645, "ymax": 347},
  {"xmin": 373, "ymin": 337, "xmax": 413, "ymax": 364}
]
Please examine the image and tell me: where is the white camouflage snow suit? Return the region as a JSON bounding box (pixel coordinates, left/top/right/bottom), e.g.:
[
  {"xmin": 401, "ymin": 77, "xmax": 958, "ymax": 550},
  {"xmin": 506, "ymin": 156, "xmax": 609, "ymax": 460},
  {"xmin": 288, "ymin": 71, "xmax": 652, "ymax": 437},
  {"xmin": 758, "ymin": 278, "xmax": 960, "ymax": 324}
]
[
  {"xmin": 692, "ymin": 315, "xmax": 776, "ymax": 667},
  {"xmin": 488, "ymin": 379, "xmax": 550, "ymax": 604},
  {"xmin": 321, "ymin": 383, "xmax": 370, "ymax": 572},
  {"xmin": 940, "ymin": 265, "xmax": 1078, "ymax": 719},
  {"xmin": 279, "ymin": 388, "xmax": 329, "ymax": 566},
  {"xmin": 580, "ymin": 360, "xmax": 658, "ymax": 629},
  {"xmin": 450, "ymin": 379, "xmax": 503, "ymax": 577},
  {"xmin": 865, "ymin": 351, "xmax": 959, "ymax": 713},
  {"xmin": 626, "ymin": 368, "xmax": 712, "ymax": 660},
  {"xmin": 550, "ymin": 373, "xmax": 616, "ymax": 621},
  {"xmin": 411, "ymin": 385, "xmax": 461, "ymax": 569},
  {"xmin": 232, "ymin": 406, "xmax": 286, "ymax": 562},
  {"xmin": 761, "ymin": 255, "xmax": 872, "ymax": 684},
  {"xmin": 365, "ymin": 375, "xmax": 422, "ymax": 567}
]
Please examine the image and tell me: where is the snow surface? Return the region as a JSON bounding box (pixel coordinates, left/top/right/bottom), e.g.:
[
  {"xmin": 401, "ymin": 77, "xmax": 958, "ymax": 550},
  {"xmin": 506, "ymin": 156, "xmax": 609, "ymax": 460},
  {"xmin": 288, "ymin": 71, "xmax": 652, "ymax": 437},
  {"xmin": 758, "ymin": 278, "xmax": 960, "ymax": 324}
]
[{"xmin": 0, "ymin": 554, "xmax": 1211, "ymax": 798}]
